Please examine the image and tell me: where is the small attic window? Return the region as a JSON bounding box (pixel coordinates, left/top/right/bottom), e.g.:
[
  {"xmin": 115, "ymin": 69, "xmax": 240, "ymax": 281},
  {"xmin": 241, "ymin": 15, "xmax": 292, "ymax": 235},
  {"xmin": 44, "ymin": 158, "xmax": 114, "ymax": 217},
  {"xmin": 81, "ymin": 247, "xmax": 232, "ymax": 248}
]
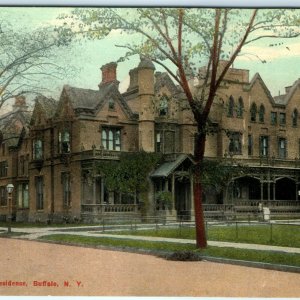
[
  {"xmin": 159, "ymin": 95, "xmax": 168, "ymax": 116},
  {"xmin": 108, "ymin": 99, "xmax": 115, "ymax": 110}
]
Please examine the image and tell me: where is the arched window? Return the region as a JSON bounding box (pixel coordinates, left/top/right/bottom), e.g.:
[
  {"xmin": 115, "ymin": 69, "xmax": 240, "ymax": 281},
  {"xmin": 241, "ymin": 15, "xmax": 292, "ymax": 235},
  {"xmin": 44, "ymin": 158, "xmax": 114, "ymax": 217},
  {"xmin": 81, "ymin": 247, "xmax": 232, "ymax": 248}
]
[
  {"xmin": 227, "ymin": 96, "xmax": 234, "ymax": 117},
  {"xmin": 237, "ymin": 97, "xmax": 244, "ymax": 118},
  {"xmin": 259, "ymin": 104, "xmax": 265, "ymax": 123},
  {"xmin": 292, "ymin": 109, "xmax": 298, "ymax": 127},
  {"xmin": 159, "ymin": 95, "xmax": 168, "ymax": 116},
  {"xmin": 250, "ymin": 103, "xmax": 257, "ymax": 122}
]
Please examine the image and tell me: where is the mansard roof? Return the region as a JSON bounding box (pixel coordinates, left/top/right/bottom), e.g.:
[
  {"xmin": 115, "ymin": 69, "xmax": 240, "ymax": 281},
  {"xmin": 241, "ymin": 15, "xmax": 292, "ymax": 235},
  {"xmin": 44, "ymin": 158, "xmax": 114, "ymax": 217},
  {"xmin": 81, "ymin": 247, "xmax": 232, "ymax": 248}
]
[{"xmin": 62, "ymin": 83, "xmax": 136, "ymax": 119}]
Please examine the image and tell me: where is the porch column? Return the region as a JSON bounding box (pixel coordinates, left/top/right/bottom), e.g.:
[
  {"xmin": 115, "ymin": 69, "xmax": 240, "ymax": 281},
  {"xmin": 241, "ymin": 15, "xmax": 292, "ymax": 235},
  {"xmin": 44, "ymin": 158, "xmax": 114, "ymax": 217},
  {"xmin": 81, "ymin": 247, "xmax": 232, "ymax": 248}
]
[
  {"xmin": 171, "ymin": 174, "xmax": 175, "ymax": 210},
  {"xmin": 100, "ymin": 177, "xmax": 104, "ymax": 204},
  {"xmin": 92, "ymin": 177, "xmax": 97, "ymax": 204},
  {"xmin": 164, "ymin": 179, "xmax": 168, "ymax": 191},
  {"xmin": 267, "ymin": 181, "xmax": 271, "ymax": 204},
  {"xmin": 273, "ymin": 181, "xmax": 276, "ymax": 201},
  {"xmin": 260, "ymin": 181, "xmax": 263, "ymax": 202}
]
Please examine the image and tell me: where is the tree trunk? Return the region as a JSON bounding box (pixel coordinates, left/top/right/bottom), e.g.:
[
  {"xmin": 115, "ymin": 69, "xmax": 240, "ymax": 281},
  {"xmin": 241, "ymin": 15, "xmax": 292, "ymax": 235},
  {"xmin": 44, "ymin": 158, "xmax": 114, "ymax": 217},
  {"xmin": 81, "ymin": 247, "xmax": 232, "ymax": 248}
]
[{"xmin": 193, "ymin": 127, "xmax": 207, "ymax": 248}]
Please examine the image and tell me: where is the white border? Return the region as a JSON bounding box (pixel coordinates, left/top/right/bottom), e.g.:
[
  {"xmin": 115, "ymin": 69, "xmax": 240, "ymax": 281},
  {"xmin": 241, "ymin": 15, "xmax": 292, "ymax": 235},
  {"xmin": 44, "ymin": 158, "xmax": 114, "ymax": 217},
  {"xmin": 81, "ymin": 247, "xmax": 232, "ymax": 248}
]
[{"xmin": 0, "ymin": 0, "xmax": 299, "ymax": 7}]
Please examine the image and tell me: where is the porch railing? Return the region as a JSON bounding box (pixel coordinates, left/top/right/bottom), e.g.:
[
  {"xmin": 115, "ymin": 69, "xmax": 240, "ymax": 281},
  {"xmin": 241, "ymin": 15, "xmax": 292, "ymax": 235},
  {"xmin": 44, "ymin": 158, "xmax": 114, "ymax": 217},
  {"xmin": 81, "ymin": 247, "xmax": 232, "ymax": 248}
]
[
  {"xmin": 233, "ymin": 200, "xmax": 300, "ymax": 207},
  {"xmin": 81, "ymin": 149, "xmax": 121, "ymax": 160},
  {"xmin": 81, "ymin": 204, "xmax": 139, "ymax": 214}
]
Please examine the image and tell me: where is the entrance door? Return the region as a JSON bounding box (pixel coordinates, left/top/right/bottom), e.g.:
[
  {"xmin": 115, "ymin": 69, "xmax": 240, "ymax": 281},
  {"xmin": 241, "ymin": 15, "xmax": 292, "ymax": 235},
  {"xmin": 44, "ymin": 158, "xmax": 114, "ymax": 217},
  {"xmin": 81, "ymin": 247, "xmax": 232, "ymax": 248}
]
[{"xmin": 175, "ymin": 179, "xmax": 191, "ymax": 220}]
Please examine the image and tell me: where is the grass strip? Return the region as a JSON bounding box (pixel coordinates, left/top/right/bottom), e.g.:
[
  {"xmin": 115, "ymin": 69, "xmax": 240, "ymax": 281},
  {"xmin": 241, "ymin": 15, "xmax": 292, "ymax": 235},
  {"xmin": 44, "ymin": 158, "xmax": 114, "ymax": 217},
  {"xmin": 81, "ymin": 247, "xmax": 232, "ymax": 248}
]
[
  {"xmin": 105, "ymin": 224, "xmax": 300, "ymax": 248},
  {"xmin": 39, "ymin": 234, "xmax": 300, "ymax": 267}
]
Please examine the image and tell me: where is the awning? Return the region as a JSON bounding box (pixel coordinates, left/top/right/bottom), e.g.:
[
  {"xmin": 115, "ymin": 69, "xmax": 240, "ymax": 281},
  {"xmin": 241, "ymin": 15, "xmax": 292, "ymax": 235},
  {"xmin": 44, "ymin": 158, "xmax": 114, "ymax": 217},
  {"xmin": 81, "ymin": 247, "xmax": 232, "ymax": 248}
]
[{"xmin": 151, "ymin": 154, "xmax": 194, "ymax": 178}]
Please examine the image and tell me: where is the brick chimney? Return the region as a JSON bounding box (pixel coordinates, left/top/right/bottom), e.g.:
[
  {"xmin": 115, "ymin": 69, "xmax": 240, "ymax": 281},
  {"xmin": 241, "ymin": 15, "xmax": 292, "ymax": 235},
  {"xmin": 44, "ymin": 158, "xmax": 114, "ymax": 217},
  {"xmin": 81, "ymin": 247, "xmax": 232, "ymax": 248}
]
[
  {"xmin": 13, "ymin": 95, "xmax": 28, "ymax": 112},
  {"xmin": 99, "ymin": 62, "xmax": 119, "ymax": 88},
  {"xmin": 127, "ymin": 68, "xmax": 139, "ymax": 92}
]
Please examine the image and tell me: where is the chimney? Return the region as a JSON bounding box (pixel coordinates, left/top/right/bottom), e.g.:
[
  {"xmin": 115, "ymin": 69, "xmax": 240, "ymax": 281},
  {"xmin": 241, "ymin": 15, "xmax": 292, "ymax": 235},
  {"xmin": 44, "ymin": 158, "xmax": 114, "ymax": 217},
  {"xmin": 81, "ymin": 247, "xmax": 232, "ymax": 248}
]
[
  {"xmin": 127, "ymin": 68, "xmax": 139, "ymax": 92},
  {"xmin": 13, "ymin": 95, "xmax": 28, "ymax": 112},
  {"xmin": 99, "ymin": 62, "xmax": 119, "ymax": 88}
]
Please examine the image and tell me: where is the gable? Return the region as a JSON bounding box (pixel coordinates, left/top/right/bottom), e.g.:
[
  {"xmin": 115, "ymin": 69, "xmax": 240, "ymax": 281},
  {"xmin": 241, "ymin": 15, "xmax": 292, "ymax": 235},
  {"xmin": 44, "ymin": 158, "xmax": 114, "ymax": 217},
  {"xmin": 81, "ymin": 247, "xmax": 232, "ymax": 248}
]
[
  {"xmin": 95, "ymin": 90, "xmax": 135, "ymax": 122},
  {"xmin": 55, "ymin": 91, "xmax": 76, "ymax": 120},
  {"xmin": 248, "ymin": 73, "xmax": 275, "ymax": 107}
]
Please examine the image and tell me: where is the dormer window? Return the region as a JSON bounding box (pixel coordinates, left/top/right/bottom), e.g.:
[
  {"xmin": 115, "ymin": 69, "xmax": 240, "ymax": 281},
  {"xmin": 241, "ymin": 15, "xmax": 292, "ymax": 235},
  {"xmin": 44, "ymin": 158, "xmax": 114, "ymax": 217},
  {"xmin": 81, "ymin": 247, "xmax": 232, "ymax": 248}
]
[
  {"xmin": 108, "ymin": 99, "xmax": 115, "ymax": 110},
  {"xmin": 159, "ymin": 95, "xmax": 168, "ymax": 116},
  {"xmin": 33, "ymin": 139, "xmax": 43, "ymax": 160},
  {"xmin": 58, "ymin": 130, "xmax": 71, "ymax": 154}
]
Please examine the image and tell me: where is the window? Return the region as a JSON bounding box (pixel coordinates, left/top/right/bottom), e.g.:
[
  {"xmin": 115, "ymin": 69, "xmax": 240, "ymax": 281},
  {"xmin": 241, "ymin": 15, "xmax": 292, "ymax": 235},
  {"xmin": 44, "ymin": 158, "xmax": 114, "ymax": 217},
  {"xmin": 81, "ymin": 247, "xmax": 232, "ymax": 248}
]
[
  {"xmin": 260, "ymin": 136, "xmax": 269, "ymax": 157},
  {"xmin": 108, "ymin": 99, "xmax": 115, "ymax": 110},
  {"xmin": 33, "ymin": 139, "xmax": 43, "ymax": 160},
  {"xmin": 228, "ymin": 132, "xmax": 242, "ymax": 155},
  {"xmin": 237, "ymin": 97, "xmax": 244, "ymax": 118},
  {"xmin": 159, "ymin": 96, "xmax": 168, "ymax": 116},
  {"xmin": 271, "ymin": 112, "xmax": 277, "ymax": 125},
  {"xmin": 278, "ymin": 138, "xmax": 287, "ymax": 159},
  {"xmin": 292, "ymin": 109, "xmax": 298, "ymax": 127},
  {"xmin": 0, "ymin": 161, "xmax": 7, "ymax": 177},
  {"xmin": 18, "ymin": 183, "xmax": 29, "ymax": 209},
  {"xmin": 155, "ymin": 130, "xmax": 175, "ymax": 153},
  {"xmin": 259, "ymin": 105, "xmax": 265, "ymax": 123},
  {"xmin": 0, "ymin": 186, "xmax": 7, "ymax": 206},
  {"xmin": 279, "ymin": 113, "xmax": 286, "ymax": 125},
  {"xmin": 156, "ymin": 132, "xmax": 161, "ymax": 152},
  {"xmin": 35, "ymin": 176, "xmax": 44, "ymax": 210},
  {"xmin": 250, "ymin": 103, "xmax": 257, "ymax": 122},
  {"xmin": 227, "ymin": 96, "xmax": 234, "ymax": 117},
  {"xmin": 62, "ymin": 172, "xmax": 71, "ymax": 207},
  {"xmin": 248, "ymin": 135, "xmax": 253, "ymax": 156},
  {"xmin": 58, "ymin": 130, "xmax": 71, "ymax": 154},
  {"xmin": 164, "ymin": 131, "xmax": 175, "ymax": 153},
  {"xmin": 19, "ymin": 156, "xmax": 25, "ymax": 176},
  {"xmin": 101, "ymin": 127, "xmax": 121, "ymax": 151}
]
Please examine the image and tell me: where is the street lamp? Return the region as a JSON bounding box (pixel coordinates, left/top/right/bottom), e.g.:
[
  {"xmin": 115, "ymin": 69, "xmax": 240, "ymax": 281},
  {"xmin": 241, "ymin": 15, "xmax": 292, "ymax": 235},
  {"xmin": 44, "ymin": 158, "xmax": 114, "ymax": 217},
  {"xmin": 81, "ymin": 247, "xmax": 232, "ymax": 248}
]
[{"xmin": 6, "ymin": 184, "xmax": 14, "ymax": 234}]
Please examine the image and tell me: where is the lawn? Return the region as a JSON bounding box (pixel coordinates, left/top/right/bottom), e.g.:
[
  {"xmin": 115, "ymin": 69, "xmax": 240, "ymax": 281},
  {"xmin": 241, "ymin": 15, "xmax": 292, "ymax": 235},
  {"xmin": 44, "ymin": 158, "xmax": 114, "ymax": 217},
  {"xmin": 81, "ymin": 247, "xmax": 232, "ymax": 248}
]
[
  {"xmin": 103, "ymin": 223, "xmax": 300, "ymax": 248},
  {"xmin": 39, "ymin": 234, "xmax": 300, "ymax": 267}
]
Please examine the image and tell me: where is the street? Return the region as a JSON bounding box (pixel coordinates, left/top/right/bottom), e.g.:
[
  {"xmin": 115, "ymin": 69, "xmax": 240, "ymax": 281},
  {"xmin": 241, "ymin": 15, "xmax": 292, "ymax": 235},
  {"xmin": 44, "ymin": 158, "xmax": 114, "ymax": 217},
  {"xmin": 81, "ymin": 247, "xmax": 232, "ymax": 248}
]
[{"xmin": 0, "ymin": 238, "xmax": 299, "ymax": 296}]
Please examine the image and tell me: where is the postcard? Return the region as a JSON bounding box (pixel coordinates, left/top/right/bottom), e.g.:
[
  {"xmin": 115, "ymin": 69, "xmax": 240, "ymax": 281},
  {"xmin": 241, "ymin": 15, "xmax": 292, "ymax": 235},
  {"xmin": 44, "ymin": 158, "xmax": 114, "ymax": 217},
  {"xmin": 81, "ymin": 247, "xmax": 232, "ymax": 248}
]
[{"xmin": 0, "ymin": 4, "xmax": 299, "ymax": 297}]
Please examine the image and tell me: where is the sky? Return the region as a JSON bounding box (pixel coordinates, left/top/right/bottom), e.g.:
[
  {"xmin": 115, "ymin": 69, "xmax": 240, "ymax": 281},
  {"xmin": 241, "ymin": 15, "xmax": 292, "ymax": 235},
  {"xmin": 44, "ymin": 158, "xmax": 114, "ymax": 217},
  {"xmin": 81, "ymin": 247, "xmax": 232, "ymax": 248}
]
[{"xmin": 1, "ymin": 7, "xmax": 300, "ymax": 107}]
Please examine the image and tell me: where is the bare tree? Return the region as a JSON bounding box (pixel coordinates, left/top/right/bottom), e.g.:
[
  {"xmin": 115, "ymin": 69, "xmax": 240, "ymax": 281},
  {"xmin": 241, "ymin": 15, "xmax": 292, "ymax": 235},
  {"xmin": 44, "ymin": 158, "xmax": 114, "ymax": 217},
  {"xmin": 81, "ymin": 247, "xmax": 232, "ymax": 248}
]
[
  {"xmin": 0, "ymin": 21, "xmax": 71, "ymax": 110},
  {"xmin": 60, "ymin": 8, "xmax": 300, "ymax": 248}
]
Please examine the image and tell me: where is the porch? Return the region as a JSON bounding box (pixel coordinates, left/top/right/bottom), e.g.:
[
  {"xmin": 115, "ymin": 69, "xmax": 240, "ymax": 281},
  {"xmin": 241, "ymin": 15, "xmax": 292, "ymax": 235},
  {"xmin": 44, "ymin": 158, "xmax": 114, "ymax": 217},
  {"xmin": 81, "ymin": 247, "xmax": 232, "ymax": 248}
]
[{"xmin": 202, "ymin": 200, "xmax": 300, "ymax": 220}]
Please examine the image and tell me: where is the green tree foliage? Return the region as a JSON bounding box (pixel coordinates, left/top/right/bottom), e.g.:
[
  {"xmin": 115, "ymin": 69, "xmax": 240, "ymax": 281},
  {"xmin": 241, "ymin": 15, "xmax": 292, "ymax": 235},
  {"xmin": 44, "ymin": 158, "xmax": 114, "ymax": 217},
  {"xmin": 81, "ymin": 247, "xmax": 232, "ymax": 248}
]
[
  {"xmin": 99, "ymin": 151, "xmax": 162, "ymax": 197},
  {"xmin": 201, "ymin": 159, "xmax": 247, "ymax": 194}
]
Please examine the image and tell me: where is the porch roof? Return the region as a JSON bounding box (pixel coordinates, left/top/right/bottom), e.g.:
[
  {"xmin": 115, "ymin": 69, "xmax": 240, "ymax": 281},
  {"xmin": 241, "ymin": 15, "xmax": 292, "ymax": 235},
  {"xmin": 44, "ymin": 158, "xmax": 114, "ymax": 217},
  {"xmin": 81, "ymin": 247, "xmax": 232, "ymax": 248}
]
[{"xmin": 151, "ymin": 154, "xmax": 194, "ymax": 178}]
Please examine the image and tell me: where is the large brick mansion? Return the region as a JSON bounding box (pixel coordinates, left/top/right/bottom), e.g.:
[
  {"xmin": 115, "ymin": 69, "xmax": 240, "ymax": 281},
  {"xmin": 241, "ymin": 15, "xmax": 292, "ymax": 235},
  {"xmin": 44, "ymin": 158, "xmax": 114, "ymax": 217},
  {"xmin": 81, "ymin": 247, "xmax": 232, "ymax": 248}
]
[{"xmin": 0, "ymin": 57, "xmax": 300, "ymax": 222}]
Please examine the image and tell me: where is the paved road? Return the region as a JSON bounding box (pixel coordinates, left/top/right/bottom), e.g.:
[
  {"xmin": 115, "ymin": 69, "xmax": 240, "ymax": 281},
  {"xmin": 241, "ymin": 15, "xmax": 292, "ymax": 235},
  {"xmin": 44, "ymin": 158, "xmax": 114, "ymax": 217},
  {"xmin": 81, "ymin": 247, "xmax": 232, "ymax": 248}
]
[{"xmin": 0, "ymin": 238, "xmax": 300, "ymax": 297}]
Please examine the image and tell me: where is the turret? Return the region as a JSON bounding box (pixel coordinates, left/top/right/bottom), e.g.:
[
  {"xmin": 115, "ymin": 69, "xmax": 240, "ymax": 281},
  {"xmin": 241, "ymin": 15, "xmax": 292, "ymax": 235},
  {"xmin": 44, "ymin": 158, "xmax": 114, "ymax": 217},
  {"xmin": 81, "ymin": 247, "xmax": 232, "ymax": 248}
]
[{"xmin": 137, "ymin": 56, "xmax": 156, "ymax": 152}]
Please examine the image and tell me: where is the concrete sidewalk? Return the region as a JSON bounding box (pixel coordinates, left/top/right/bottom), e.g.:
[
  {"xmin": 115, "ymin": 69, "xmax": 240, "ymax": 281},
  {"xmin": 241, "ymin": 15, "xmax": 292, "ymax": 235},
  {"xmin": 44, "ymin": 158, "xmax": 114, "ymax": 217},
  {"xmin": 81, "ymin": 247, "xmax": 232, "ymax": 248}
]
[{"xmin": 1, "ymin": 225, "xmax": 300, "ymax": 254}]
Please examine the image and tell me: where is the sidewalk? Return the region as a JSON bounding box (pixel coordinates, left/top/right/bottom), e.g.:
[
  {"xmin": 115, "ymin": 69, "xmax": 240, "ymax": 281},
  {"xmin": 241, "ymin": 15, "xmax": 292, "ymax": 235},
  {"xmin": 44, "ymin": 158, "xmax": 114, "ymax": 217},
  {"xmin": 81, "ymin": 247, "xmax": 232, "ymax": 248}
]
[{"xmin": 1, "ymin": 225, "xmax": 300, "ymax": 254}]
